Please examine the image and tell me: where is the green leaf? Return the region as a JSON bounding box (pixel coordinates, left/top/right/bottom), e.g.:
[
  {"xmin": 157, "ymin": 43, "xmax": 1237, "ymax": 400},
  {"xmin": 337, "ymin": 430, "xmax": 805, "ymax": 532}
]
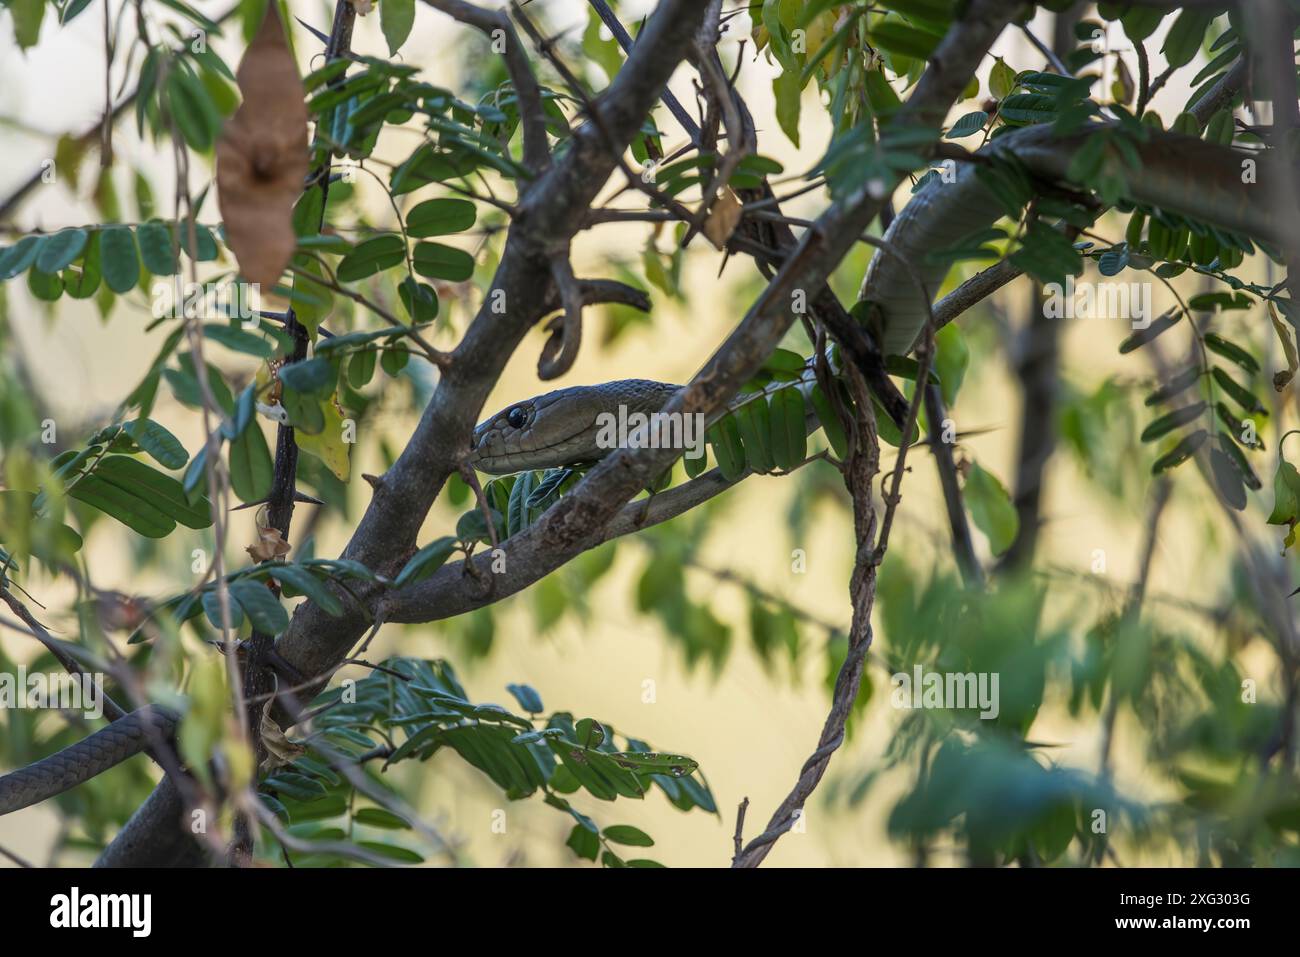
[
  {"xmin": 768, "ymin": 387, "xmax": 807, "ymax": 471},
  {"xmin": 1120, "ymin": 5, "xmax": 1165, "ymax": 43},
  {"xmin": 1161, "ymin": 9, "xmax": 1213, "ymax": 70},
  {"xmin": 863, "ymin": 69, "xmax": 902, "ymax": 119},
  {"xmin": 353, "ymin": 807, "xmax": 410, "ymax": 830},
  {"xmin": 68, "ymin": 475, "xmax": 176, "ymax": 538},
  {"xmin": 1140, "ymin": 402, "xmax": 1206, "ymax": 442},
  {"xmin": 506, "ymin": 683, "xmax": 544, "ymax": 714},
  {"xmin": 10, "ymin": 0, "xmax": 44, "ymax": 49},
  {"xmin": 1210, "ymin": 445, "xmax": 1246, "ymax": 511},
  {"xmin": 1211, "ymin": 367, "xmax": 1266, "ymax": 416},
  {"xmin": 179, "ymin": 222, "xmax": 219, "ymax": 262},
  {"xmin": 602, "ymin": 824, "xmax": 654, "ymax": 847},
  {"xmin": 1216, "ymin": 430, "xmax": 1261, "ymax": 491},
  {"xmin": 204, "ymin": 323, "xmax": 277, "ymax": 358},
  {"xmin": 869, "ymin": 21, "xmax": 942, "ymax": 59},
  {"xmin": 266, "ymin": 565, "xmax": 344, "ymax": 616},
  {"xmin": 507, "ymin": 470, "xmax": 537, "ymax": 537},
  {"xmin": 1267, "ymin": 460, "xmax": 1300, "ymax": 525},
  {"xmin": 608, "ymin": 751, "xmax": 698, "ymax": 775},
  {"xmin": 0, "ymin": 236, "xmax": 43, "ymax": 280},
  {"xmin": 964, "ymin": 462, "xmax": 1019, "ymax": 556},
  {"xmin": 397, "ymin": 276, "xmax": 439, "ymax": 322},
  {"xmin": 412, "ymin": 241, "xmax": 474, "ymax": 281},
  {"xmin": 348, "ymin": 348, "xmax": 378, "ymax": 388},
  {"xmin": 1145, "ymin": 366, "xmax": 1202, "ymax": 407},
  {"xmin": 810, "ymin": 384, "xmax": 849, "ymax": 458},
  {"xmin": 707, "ymin": 415, "xmax": 747, "ymax": 481},
  {"xmin": 121, "ymin": 418, "xmax": 189, "ymax": 470},
  {"xmin": 356, "ymin": 841, "xmax": 424, "ymax": 864},
  {"xmin": 406, "ymin": 198, "xmax": 476, "ymax": 237},
  {"xmin": 379, "ymin": 0, "xmax": 415, "ymax": 55},
  {"xmin": 35, "ymin": 229, "xmax": 89, "ymax": 274},
  {"xmin": 228, "ymin": 579, "xmax": 289, "ymax": 634},
  {"xmin": 575, "ymin": 717, "xmax": 606, "ymax": 749},
  {"xmin": 1151, "ymin": 428, "xmax": 1207, "ymax": 473},
  {"xmin": 525, "ymin": 468, "xmax": 572, "ymax": 510},
  {"xmin": 934, "ymin": 323, "xmax": 969, "ymax": 406},
  {"xmin": 136, "ymin": 221, "xmax": 178, "ymax": 275},
  {"xmin": 166, "ymin": 68, "xmax": 220, "ymax": 152},
  {"xmin": 566, "ymin": 822, "xmax": 600, "ymax": 860},
  {"xmin": 202, "ymin": 589, "xmax": 243, "ymax": 630},
  {"xmin": 337, "ymin": 235, "xmax": 405, "ymax": 282},
  {"xmin": 63, "ymin": 231, "xmax": 102, "ymax": 299},
  {"xmin": 772, "ymin": 67, "xmax": 802, "ymax": 148},
  {"xmin": 393, "ymin": 536, "xmax": 457, "ymax": 588},
  {"xmin": 1202, "ymin": 333, "xmax": 1259, "ymax": 375},
  {"xmin": 278, "ymin": 357, "xmax": 336, "ymax": 396},
  {"xmin": 989, "ymin": 57, "xmax": 1016, "ymax": 100},
  {"xmin": 28, "ymin": 267, "xmax": 64, "ymax": 301},
  {"xmin": 735, "ymin": 396, "xmax": 775, "ymax": 474},
  {"xmin": 946, "ymin": 110, "xmax": 987, "ymax": 139},
  {"xmin": 381, "ymin": 343, "xmax": 410, "ymax": 377},
  {"xmin": 998, "ymin": 93, "xmax": 1058, "ymax": 125},
  {"xmin": 1031, "ymin": 802, "xmax": 1075, "ymax": 863},
  {"xmin": 228, "ymin": 425, "xmax": 274, "ymax": 503},
  {"xmin": 99, "ymin": 225, "xmax": 141, "ymax": 293},
  {"xmin": 93, "ymin": 455, "xmax": 212, "ymax": 528},
  {"xmin": 1119, "ymin": 309, "xmax": 1182, "ymax": 354}
]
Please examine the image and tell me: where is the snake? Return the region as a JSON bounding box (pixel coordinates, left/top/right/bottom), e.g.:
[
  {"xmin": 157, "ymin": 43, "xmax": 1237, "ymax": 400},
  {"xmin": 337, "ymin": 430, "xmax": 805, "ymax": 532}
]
[
  {"xmin": 0, "ymin": 706, "xmax": 177, "ymax": 817},
  {"xmin": 864, "ymin": 120, "xmax": 1286, "ymax": 357}
]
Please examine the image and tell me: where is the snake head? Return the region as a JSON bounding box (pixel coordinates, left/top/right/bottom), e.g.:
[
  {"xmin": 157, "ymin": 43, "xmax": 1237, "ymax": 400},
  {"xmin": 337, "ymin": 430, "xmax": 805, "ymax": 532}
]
[{"xmin": 468, "ymin": 380, "xmax": 679, "ymax": 475}]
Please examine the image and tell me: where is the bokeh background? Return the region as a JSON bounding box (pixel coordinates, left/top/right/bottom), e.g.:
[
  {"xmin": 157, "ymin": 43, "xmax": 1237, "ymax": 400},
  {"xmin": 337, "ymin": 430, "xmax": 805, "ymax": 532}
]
[{"xmin": 1, "ymin": 0, "xmax": 1292, "ymax": 866}]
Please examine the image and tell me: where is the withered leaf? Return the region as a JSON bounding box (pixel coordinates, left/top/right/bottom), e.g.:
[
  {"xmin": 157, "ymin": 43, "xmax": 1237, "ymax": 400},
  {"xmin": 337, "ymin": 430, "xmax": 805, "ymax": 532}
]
[
  {"xmin": 246, "ymin": 525, "xmax": 291, "ymax": 562},
  {"xmin": 702, "ymin": 188, "xmax": 743, "ymax": 250},
  {"xmin": 216, "ymin": 4, "xmax": 310, "ymax": 289},
  {"xmin": 260, "ymin": 691, "xmax": 306, "ymax": 770}
]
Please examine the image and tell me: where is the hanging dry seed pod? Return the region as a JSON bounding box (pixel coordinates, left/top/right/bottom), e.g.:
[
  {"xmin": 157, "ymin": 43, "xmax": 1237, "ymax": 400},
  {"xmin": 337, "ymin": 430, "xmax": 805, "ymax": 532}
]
[{"xmin": 215, "ymin": 4, "xmax": 309, "ymax": 289}]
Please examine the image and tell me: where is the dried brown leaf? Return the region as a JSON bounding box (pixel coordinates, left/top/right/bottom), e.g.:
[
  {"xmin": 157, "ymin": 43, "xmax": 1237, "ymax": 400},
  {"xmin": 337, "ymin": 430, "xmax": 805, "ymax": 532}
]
[
  {"xmin": 246, "ymin": 525, "xmax": 291, "ymax": 562},
  {"xmin": 702, "ymin": 188, "xmax": 743, "ymax": 250},
  {"xmin": 260, "ymin": 692, "xmax": 305, "ymax": 770}
]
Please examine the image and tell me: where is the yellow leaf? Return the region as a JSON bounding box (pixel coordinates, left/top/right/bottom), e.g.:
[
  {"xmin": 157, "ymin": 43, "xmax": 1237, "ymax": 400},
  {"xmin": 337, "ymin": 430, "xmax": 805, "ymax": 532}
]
[{"xmin": 296, "ymin": 393, "xmax": 351, "ymax": 480}]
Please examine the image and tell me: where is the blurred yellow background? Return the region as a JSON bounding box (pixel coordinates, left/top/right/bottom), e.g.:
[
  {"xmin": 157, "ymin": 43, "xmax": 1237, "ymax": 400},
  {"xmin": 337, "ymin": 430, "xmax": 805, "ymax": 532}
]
[{"xmin": 0, "ymin": 1, "xmax": 1273, "ymax": 866}]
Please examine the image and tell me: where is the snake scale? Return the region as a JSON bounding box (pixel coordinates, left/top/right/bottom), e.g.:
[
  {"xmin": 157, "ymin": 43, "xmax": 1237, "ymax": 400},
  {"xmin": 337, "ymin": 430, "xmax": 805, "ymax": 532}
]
[{"xmin": 0, "ymin": 707, "xmax": 177, "ymax": 817}]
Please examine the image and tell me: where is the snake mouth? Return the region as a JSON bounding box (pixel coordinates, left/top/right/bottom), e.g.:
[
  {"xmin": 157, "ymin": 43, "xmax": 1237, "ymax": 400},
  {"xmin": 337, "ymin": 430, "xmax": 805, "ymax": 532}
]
[{"xmin": 469, "ymin": 417, "xmax": 598, "ymax": 474}]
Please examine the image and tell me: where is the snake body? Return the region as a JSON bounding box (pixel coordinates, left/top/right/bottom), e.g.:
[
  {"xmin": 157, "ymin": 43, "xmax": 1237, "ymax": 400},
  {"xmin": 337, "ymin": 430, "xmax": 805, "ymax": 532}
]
[
  {"xmin": 0, "ymin": 706, "xmax": 177, "ymax": 817},
  {"xmin": 864, "ymin": 123, "xmax": 1286, "ymax": 357}
]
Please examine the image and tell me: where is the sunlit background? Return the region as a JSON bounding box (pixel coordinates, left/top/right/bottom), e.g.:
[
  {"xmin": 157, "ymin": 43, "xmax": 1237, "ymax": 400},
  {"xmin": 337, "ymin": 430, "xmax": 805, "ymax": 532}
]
[{"xmin": 1, "ymin": 0, "xmax": 1293, "ymax": 867}]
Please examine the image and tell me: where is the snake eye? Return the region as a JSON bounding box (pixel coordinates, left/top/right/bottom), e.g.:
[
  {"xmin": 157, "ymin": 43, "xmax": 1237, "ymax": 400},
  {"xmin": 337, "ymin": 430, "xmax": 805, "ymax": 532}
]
[{"xmin": 506, "ymin": 406, "xmax": 528, "ymax": 430}]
